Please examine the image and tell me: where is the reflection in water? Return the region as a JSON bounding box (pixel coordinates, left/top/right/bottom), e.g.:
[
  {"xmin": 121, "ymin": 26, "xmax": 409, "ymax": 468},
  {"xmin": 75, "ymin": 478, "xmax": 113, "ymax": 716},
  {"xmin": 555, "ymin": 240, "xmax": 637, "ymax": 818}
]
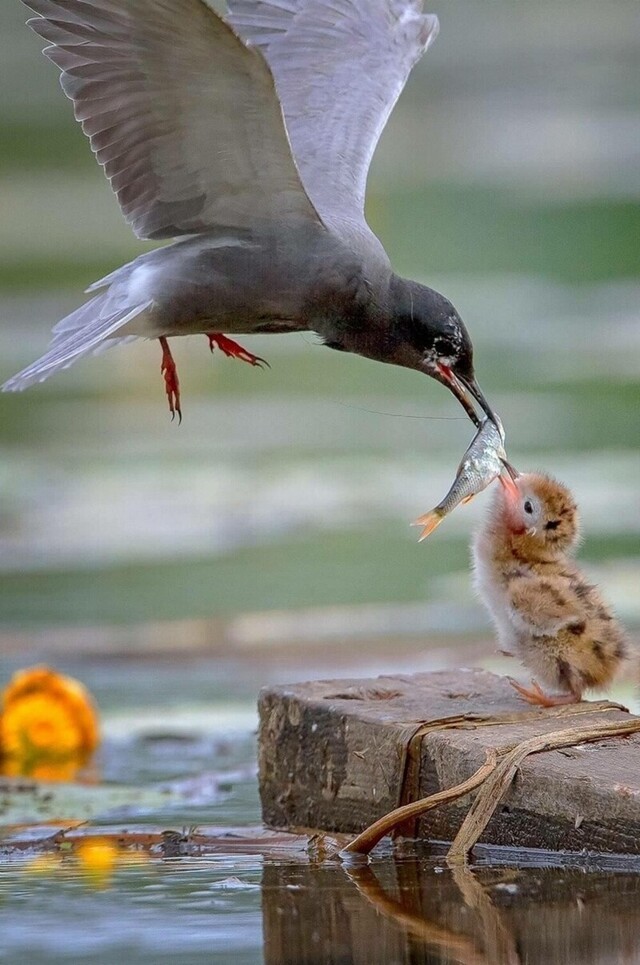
[
  {"xmin": 5, "ymin": 838, "xmax": 640, "ymax": 962},
  {"xmin": 344, "ymin": 861, "xmax": 491, "ymax": 965},
  {"xmin": 449, "ymin": 864, "xmax": 519, "ymax": 965},
  {"xmin": 262, "ymin": 854, "xmax": 640, "ymax": 965},
  {"xmin": 23, "ymin": 839, "xmax": 148, "ymax": 890}
]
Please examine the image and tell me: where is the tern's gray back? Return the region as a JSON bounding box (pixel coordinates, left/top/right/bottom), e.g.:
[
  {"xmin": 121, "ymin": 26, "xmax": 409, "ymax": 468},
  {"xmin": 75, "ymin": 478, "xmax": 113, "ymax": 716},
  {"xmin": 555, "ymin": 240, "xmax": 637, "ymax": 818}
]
[{"xmin": 99, "ymin": 219, "xmax": 393, "ymax": 339}]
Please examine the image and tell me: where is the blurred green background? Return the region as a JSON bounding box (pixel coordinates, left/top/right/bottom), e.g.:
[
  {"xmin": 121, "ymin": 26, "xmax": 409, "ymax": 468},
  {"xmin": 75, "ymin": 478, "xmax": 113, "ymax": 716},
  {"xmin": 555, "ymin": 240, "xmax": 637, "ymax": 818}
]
[{"xmin": 0, "ymin": 0, "xmax": 638, "ymax": 651}]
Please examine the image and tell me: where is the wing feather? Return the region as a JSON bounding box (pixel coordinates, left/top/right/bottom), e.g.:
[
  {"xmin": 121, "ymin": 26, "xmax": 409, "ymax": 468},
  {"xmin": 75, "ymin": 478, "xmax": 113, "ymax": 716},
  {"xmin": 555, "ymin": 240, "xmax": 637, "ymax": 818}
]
[
  {"xmin": 227, "ymin": 0, "xmax": 438, "ymax": 240},
  {"xmin": 24, "ymin": 0, "xmax": 319, "ymax": 239}
]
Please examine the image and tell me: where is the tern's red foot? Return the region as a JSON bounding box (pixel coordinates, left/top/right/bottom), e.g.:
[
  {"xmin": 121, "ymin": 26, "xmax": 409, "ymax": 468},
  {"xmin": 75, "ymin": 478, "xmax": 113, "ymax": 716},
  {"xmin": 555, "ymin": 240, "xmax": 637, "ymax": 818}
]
[
  {"xmin": 508, "ymin": 677, "xmax": 580, "ymax": 707},
  {"xmin": 207, "ymin": 333, "xmax": 269, "ymax": 369},
  {"xmin": 159, "ymin": 337, "xmax": 181, "ymax": 422}
]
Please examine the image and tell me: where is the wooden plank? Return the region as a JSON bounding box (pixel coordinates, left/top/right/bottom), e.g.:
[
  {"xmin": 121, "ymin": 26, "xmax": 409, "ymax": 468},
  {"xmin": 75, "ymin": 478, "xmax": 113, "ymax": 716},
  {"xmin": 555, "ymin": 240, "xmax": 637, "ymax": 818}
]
[{"xmin": 258, "ymin": 669, "xmax": 640, "ymax": 853}]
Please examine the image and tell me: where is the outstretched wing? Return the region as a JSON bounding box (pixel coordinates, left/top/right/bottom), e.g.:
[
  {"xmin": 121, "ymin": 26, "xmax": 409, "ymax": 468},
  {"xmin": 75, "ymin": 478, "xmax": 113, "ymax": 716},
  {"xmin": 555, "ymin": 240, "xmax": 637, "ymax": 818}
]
[
  {"xmin": 227, "ymin": 0, "xmax": 439, "ymax": 239},
  {"xmin": 24, "ymin": 0, "xmax": 319, "ymax": 239}
]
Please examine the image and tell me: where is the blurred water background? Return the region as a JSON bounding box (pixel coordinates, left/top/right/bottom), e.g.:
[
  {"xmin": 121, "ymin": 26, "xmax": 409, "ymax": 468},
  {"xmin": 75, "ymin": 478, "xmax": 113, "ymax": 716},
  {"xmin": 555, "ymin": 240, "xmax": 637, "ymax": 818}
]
[{"xmin": 0, "ymin": 2, "xmax": 639, "ymax": 959}]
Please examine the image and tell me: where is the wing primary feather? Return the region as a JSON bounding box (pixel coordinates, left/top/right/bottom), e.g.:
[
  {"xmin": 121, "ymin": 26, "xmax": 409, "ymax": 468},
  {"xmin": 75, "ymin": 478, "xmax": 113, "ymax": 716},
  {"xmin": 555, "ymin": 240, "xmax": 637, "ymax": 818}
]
[
  {"xmin": 22, "ymin": 0, "xmax": 319, "ymax": 239},
  {"xmin": 227, "ymin": 0, "xmax": 439, "ymax": 248}
]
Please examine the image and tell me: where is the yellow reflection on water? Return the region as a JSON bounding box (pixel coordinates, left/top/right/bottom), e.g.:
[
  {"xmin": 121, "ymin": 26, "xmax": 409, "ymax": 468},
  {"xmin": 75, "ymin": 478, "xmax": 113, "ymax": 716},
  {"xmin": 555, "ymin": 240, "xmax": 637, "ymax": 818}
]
[{"xmin": 24, "ymin": 838, "xmax": 148, "ymax": 890}]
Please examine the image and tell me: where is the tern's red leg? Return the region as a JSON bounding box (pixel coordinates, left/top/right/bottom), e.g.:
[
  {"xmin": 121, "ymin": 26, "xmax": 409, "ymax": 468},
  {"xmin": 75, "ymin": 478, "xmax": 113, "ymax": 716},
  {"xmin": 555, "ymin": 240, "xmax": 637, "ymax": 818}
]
[
  {"xmin": 508, "ymin": 677, "xmax": 581, "ymax": 707},
  {"xmin": 159, "ymin": 337, "xmax": 181, "ymax": 422},
  {"xmin": 207, "ymin": 333, "xmax": 269, "ymax": 369}
]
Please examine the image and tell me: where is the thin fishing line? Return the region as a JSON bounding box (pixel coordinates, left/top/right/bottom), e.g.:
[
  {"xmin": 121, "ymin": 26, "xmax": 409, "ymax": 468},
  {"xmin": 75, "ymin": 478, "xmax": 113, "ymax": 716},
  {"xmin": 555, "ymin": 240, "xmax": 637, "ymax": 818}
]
[{"xmin": 334, "ymin": 400, "xmax": 466, "ymax": 421}]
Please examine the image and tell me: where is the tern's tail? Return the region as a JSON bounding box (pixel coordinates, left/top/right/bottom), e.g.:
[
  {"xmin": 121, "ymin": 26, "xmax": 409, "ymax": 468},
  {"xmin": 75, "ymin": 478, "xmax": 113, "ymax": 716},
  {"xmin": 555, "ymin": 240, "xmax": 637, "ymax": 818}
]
[{"xmin": 2, "ymin": 293, "xmax": 151, "ymax": 392}]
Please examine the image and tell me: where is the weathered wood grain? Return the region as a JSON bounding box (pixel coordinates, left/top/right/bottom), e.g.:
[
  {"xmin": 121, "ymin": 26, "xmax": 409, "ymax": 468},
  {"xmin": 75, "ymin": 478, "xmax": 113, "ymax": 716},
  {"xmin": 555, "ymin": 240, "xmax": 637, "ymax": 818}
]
[{"xmin": 258, "ymin": 669, "xmax": 640, "ymax": 853}]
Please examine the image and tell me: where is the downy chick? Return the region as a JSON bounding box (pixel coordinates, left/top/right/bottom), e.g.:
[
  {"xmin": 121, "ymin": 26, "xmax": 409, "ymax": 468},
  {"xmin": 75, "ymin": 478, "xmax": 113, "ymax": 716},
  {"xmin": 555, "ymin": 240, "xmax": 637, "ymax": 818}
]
[{"xmin": 472, "ymin": 472, "xmax": 628, "ymax": 706}]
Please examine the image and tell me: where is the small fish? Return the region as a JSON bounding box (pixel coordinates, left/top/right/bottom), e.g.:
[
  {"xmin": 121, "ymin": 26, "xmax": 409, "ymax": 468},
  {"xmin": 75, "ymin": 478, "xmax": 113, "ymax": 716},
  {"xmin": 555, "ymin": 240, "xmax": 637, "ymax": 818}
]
[{"xmin": 413, "ymin": 417, "xmax": 513, "ymax": 540}]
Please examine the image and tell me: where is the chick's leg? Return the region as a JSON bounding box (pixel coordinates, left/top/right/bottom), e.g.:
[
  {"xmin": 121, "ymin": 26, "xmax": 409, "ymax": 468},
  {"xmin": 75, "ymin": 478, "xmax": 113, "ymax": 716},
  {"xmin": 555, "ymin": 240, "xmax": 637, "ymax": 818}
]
[{"xmin": 508, "ymin": 677, "xmax": 581, "ymax": 707}]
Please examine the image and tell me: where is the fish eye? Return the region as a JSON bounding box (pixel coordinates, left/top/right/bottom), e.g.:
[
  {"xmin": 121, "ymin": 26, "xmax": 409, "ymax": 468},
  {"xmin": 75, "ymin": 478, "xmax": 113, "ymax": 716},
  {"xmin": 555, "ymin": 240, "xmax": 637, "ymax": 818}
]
[{"xmin": 523, "ymin": 500, "xmax": 534, "ymax": 515}]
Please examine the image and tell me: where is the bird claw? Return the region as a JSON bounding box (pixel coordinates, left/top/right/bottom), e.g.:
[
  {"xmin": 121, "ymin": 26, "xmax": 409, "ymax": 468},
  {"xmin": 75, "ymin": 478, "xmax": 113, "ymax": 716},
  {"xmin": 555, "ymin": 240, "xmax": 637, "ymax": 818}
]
[
  {"xmin": 159, "ymin": 337, "xmax": 182, "ymax": 423},
  {"xmin": 507, "ymin": 677, "xmax": 580, "ymax": 707},
  {"xmin": 207, "ymin": 333, "xmax": 270, "ymax": 369}
]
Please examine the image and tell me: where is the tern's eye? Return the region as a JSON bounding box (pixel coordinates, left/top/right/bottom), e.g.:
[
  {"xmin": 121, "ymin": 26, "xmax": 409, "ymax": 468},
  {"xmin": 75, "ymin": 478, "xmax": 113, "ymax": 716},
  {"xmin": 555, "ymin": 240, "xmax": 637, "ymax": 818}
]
[{"xmin": 523, "ymin": 500, "xmax": 533, "ymax": 515}]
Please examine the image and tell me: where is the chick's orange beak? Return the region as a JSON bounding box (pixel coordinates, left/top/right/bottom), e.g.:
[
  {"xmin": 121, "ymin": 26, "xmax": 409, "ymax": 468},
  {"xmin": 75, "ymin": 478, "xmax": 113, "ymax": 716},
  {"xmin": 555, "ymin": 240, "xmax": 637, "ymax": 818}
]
[{"xmin": 498, "ymin": 460, "xmax": 520, "ymax": 500}]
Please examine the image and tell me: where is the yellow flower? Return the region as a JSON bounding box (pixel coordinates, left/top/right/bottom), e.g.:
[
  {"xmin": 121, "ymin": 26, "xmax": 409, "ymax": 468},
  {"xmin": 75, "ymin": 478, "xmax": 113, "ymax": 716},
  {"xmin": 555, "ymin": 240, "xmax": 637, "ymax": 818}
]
[
  {"xmin": 0, "ymin": 666, "xmax": 99, "ymax": 778},
  {"xmin": 1, "ymin": 756, "xmax": 87, "ymax": 782}
]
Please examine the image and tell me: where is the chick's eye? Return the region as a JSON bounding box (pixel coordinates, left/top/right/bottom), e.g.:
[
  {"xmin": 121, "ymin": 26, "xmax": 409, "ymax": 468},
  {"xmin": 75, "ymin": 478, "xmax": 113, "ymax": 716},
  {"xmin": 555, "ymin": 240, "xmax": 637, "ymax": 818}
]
[{"xmin": 523, "ymin": 500, "xmax": 533, "ymax": 515}]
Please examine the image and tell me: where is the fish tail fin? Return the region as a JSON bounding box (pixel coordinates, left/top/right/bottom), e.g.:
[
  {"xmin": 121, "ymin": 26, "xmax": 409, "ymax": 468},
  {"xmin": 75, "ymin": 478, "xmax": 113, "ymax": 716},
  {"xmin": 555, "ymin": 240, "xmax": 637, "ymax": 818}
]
[{"xmin": 411, "ymin": 510, "xmax": 445, "ymax": 542}]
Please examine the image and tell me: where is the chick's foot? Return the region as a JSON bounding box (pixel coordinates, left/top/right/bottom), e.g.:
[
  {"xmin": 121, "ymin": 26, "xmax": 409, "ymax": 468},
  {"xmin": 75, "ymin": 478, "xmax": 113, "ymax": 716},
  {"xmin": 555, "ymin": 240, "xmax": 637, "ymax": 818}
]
[{"xmin": 508, "ymin": 677, "xmax": 581, "ymax": 708}]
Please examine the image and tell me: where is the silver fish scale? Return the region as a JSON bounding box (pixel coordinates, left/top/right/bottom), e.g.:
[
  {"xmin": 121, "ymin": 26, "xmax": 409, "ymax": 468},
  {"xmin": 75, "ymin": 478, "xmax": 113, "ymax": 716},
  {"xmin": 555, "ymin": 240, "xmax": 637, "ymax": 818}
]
[{"xmin": 436, "ymin": 419, "xmax": 506, "ymax": 515}]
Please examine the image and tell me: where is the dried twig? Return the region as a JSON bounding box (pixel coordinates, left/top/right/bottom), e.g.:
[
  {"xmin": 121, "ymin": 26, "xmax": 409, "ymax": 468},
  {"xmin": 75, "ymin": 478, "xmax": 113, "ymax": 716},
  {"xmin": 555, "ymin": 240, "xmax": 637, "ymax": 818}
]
[
  {"xmin": 341, "ymin": 751, "xmax": 497, "ymax": 855},
  {"xmin": 447, "ymin": 717, "xmax": 640, "ymax": 861},
  {"xmin": 342, "ymin": 703, "xmax": 640, "ymax": 859},
  {"xmin": 396, "ymin": 701, "xmax": 622, "ymax": 815}
]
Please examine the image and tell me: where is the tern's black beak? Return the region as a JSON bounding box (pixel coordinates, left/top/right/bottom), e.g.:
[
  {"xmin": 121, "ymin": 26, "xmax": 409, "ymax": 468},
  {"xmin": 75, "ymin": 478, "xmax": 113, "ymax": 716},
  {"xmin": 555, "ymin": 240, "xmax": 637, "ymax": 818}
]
[
  {"xmin": 433, "ymin": 363, "xmax": 499, "ymax": 429},
  {"xmin": 458, "ymin": 372, "xmax": 499, "ymax": 426}
]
